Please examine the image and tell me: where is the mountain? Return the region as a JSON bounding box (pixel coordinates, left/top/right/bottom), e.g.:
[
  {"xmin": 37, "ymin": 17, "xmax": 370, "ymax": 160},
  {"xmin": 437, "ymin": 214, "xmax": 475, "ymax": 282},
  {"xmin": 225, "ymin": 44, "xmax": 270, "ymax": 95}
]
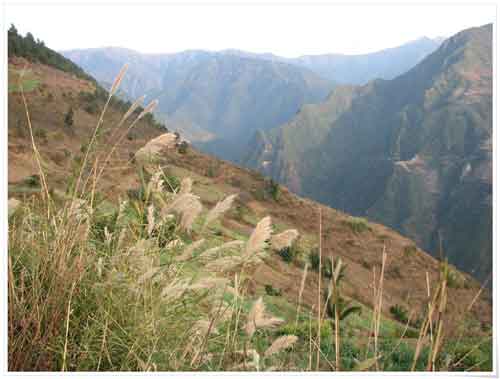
[
  {"xmin": 62, "ymin": 47, "xmax": 334, "ymax": 161},
  {"xmin": 246, "ymin": 24, "xmax": 492, "ymax": 281},
  {"xmin": 290, "ymin": 37, "xmax": 444, "ymax": 84},
  {"xmin": 61, "ymin": 37, "xmax": 441, "ymax": 163},
  {"xmin": 7, "ymin": 26, "xmax": 492, "ymax": 372},
  {"xmin": 220, "ymin": 37, "xmax": 443, "ymax": 84}
]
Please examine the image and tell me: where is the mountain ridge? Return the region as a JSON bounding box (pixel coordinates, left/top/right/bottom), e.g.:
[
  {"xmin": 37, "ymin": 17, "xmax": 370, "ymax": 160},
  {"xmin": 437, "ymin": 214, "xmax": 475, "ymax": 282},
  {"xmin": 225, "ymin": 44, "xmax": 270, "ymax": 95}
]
[
  {"xmin": 63, "ymin": 46, "xmax": 335, "ymax": 161},
  {"xmin": 246, "ymin": 23, "xmax": 492, "ymax": 281},
  {"xmin": 61, "ymin": 36, "xmax": 443, "ymax": 161}
]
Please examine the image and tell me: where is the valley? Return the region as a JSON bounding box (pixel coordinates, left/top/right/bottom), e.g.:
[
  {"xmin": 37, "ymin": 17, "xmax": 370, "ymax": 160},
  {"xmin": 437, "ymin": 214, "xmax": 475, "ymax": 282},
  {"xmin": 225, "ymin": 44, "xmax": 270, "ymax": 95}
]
[{"xmin": 6, "ymin": 21, "xmax": 493, "ymax": 373}]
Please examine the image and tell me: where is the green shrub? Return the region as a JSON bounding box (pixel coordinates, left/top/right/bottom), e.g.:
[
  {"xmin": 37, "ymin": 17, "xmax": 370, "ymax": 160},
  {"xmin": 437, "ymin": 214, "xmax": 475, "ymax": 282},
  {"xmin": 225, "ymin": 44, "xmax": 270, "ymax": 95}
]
[
  {"xmin": 267, "ymin": 179, "xmax": 280, "ymax": 201},
  {"xmin": 446, "ymin": 267, "xmax": 465, "ymax": 289},
  {"xmin": 444, "ymin": 339, "xmax": 492, "ymax": 371},
  {"xmin": 390, "ymin": 304, "xmax": 409, "ymax": 324},
  {"xmin": 361, "ymin": 259, "xmax": 371, "ymax": 269},
  {"xmin": 309, "ymin": 248, "xmax": 320, "ymax": 271},
  {"xmin": 278, "ymin": 321, "xmax": 331, "ymax": 341},
  {"xmin": 403, "ymin": 244, "xmax": 417, "ymax": 256},
  {"xmin": 342, "ymin": 217, "xmax": 371, "ymax": 234},
  {"xmin": 64, "ymin": 107, "xmax": 74, "ymax": 130},
  {"xmin": 84, "ymin": 101, "xmax": 99, "ymax": 114},
  {"xmin": 264, "ymin": 284, "xmax": 282, "ymax": 297},
  {"xmin": 178, "ymin": 141, "xmax": 189, "ymax": 154},
  {"xmin": 380, "ymin": 341, "xmax": 421, "ymax": 371},
  {"xmin": 387, "ymin": 265, "xmax": 402, "ymax": 279},
  {"xmin": 162, "ymin": 171, "xmax": 181, "ymax": 193},
  {"xmin": 278, "ymin": 243, "xmax": 300, "ymax": 263},
  {"xmin": 33, "ymin": 128, "xmax": 47, "ymax": 142},
  {"xmin": 322, "ymin": 256, "xmax": 333, "ymax": 278},
  {"xmin": 340, "ymin": 340, "xmax": 361, "ymax": 370},
  {"xmin": 24, "ymin": 174, "xmax": 40, "ymax": 187},
  {"xmin": 206, "ymin": 164, "xmax": 219, "ymax": 178}
]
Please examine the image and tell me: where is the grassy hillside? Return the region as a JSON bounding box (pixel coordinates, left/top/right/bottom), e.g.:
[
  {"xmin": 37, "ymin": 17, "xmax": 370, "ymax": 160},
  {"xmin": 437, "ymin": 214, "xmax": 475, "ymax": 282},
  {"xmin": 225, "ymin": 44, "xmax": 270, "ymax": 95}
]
[
  {"xmin": 8, "ymin": 52, "xmax": 492, "ymax": 371},
  {"xmin": 246, "ymin": 24, "xmax": 492, "ymax": 282}
]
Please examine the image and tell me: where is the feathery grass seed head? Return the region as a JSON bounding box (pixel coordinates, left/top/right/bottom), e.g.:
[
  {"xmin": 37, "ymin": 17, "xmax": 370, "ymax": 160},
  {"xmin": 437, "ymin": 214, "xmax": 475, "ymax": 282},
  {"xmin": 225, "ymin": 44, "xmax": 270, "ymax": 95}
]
[{"xmin": 271, "ymin": 229, "xmax": 299, "ymax": 251}]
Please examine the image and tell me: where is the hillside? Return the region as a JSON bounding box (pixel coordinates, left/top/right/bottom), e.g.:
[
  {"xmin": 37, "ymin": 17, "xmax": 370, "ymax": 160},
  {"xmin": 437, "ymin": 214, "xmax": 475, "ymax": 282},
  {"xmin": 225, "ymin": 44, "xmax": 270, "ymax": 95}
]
[
  {"xmin": 246, "ymin": 24, "xmax": 492, "ymax": 282},
  {"xmin": 62, "ymin": 47, "xmax": 334, "ymax": 162},
  {"xmin": 7, "ymin": 29, "xmax": 492, "ymax": 372},
  {"xmin": 9, "ymin": 50, "xmax": 492, "ymax": 328}
]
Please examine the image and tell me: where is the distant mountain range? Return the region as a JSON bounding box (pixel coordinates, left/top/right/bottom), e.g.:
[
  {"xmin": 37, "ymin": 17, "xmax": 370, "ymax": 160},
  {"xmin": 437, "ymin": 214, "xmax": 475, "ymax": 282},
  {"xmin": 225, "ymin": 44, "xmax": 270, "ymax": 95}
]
[
  {"xmin": 62, "ymin": 48, "xmax": 334, "ymax": 161},
  {"xmin": 62, "ymin": 36, "xmax": 442, "ymax": 161},
  {"xmin": 222, "ymin": 36, "xmax": 445, "ymax": 84},
  {"xmin": 246, "ymin": 24, "xmax": 492, "ymax": 281}
]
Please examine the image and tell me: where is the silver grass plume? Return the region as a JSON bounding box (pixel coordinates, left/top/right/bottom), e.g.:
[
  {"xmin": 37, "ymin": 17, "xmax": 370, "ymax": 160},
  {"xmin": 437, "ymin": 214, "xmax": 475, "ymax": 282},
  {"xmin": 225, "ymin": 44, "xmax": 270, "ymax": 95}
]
[
  {"xmin": 198, "ymin": 240, "xmax": 244, "ymax": 262},
  {"xmin": 137, "ymin": 99, "xmax": 159, "ymax": 121},
  {"xmin": 147, "ymin": 204, "xmax": 155, "ymax": 236},
  {"xmin": 161, "ymin": 278, "xmax": 191, "ymax": 302},
  {"xmin": 271, "ymin": 229, "xmax": 299, "ymax": 251},
  {"xmin": 245, "ymin": 296, "xmax": 284, "ymax": 338},
  {"xmin": 264, "ymin": 335, "xmax": 298, "ymax": 357},
  {"xmin": 193, "ymin": 319, "xmax": 219, "ymax": 336},
  {"xmin": 180, "ymin": 200, "xmax": 202, "ymax": 232},
  {"xmin": 202, "ymin": 194, "xmax": 237, "ymax": 230},
  {"xmin": 147, "ymin": 169, "xmax": 164, "ymax": 198},
  {"xmin": 244, "ymin": 216, "xmax": 272, "ymax": 258},
  {"xmin": 175, "ymin": 239, "xmax": 206, "ymax": 262},
  {"xmin": 245, "ymin": 297, "xmax": 265, "ymax": 337},
  {"xmin": 204, "ymin": 256, "xmax": 244, "ymax": 272},
  {"xmin": 109, "ymin": 64, "xmax": 128, "ymax": 95},
  {"xmin": 179, "ymin": 177, "xmax": 193, "ymax": 195},
  {"xmin": 120, "ymin": 94, "xmax": 145, "ymax": 124},
  {"xmin": 166, "ymin": 193, "xmax": 203, "ymax": 232}
]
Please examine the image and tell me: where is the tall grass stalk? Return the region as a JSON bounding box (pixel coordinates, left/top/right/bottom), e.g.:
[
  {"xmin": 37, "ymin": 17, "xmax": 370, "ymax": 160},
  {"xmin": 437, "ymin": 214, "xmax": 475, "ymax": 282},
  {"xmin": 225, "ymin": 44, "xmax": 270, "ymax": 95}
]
[{"xmin": 316, "ymin": 206, "xmax": 322, "ymax": 370}]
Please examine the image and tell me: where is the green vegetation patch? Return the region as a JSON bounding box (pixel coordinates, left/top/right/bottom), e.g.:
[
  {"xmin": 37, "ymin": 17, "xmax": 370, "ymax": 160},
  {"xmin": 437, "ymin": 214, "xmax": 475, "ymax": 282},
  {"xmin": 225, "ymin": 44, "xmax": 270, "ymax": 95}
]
[
  {"xmin": 342, "ymin": 217, "xmax": 371, "ymax": 234},
  {"xmin": 8, "ymin": 69, "xmax": 40, "ymax": 93}
]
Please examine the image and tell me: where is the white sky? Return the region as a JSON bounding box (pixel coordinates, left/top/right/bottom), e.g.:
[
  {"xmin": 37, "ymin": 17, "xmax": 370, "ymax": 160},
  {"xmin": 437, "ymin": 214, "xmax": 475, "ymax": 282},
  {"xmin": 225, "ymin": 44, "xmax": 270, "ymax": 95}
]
[{"xmin": 5, "ymin": 2, "xmax": 496, "ymax": 57}]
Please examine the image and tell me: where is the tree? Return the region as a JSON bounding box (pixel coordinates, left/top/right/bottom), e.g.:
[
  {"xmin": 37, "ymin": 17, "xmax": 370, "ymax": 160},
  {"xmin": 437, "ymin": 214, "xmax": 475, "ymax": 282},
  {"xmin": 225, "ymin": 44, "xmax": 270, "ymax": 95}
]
[
  {"xmin": 8, "ymin": 24, "xmax": 20, "ymax": 56},
  {"xmin": 8, "ymin": 24, "xmax": 17, "ymax": 37},
  {"xmin": 64, "ymin": 107, "xmax": 74, "ymax": 130},
  {"xmin": 178, "ymin": 141, "xmax": 189, "ymax": 154}
]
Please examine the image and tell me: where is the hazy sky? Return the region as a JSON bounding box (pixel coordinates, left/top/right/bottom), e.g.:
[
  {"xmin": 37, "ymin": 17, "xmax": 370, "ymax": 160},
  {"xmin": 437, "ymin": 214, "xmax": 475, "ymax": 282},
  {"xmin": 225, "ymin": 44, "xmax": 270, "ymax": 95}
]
[{"xmin": 5, "ymin": 3, "xmax": 496, "ymax": 57}]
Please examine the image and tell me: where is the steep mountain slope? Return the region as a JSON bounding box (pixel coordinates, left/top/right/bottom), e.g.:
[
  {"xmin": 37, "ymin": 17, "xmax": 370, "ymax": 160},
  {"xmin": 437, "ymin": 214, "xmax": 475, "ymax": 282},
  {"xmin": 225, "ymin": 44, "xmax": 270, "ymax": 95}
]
[
  {"xmin": 62, "ymin": 47, "xmax": 334, "ymax": 161},
  {"xmin": 8, "ymin": 44, "xmax": 491, "ymax": 340},
  {"xmin": 246, "ymin": 24, "xmax": 492, "ymax": 281}
]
